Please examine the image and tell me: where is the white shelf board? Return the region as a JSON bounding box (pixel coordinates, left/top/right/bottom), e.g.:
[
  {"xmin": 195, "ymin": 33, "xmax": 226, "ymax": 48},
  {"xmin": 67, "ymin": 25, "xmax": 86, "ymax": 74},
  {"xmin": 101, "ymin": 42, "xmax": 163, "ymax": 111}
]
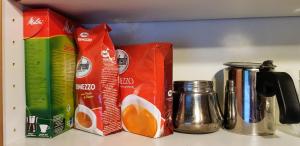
[
  {"xmin": 7, "ymin": 129, "xmax": 300, "ymax": 146},
  {"xmin": 19, "ymin": 0, "xmax": 300, "ymax": 23}
]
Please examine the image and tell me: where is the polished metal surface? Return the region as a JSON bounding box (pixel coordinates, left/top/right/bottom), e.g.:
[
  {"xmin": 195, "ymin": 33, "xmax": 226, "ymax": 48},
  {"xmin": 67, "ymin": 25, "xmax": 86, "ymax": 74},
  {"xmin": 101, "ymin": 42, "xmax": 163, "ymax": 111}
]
[
  {"xmin": 224, "ymin": 62, "xmax": 262, "ymax": 69},
  {"xmin": 175, "ymin": 80, "xmax": 214, "ymax": 92},
  {"xmin": 220, "ymin": 60, "xmax": 300, "ymax": 135},
  {"xmin": 223, "ymin": 80, "xmax": 237, "ymax": 129},
  {"xmin": 174, "ymin": 80, "xmax": 222, "ymax": 133},
  {"xmin": 222, "ymin": 67, "xmax": 276, "ymax": 135}
]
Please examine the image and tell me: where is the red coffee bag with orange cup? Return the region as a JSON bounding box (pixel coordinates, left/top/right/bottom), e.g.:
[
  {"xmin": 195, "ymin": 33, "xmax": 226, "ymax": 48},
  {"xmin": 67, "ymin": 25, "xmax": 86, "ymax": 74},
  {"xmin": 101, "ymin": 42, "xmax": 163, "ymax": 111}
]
[
  {"xmin": 116, "ymin": 42, "xmax": 173, "ymax": 138},
  {"xmin": 74, "ymin": 23, "xmax": 121, "ymax": 136}
]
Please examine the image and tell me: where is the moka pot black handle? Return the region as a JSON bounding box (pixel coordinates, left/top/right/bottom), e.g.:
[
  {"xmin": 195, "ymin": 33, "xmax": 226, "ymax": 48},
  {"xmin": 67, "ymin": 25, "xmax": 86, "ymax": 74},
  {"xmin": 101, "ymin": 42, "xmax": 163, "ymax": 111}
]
[{"xmin": 257, "ymin": 72, "xmax": 300, "ymax": 124}]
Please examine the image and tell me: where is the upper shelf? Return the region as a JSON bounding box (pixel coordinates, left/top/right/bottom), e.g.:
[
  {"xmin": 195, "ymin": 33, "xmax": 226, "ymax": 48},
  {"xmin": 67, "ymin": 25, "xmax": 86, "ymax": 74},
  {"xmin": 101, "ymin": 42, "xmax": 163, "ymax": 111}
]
[{"xmin": 19, "ymin": 0, "xmax": 300, "ymax": 23}]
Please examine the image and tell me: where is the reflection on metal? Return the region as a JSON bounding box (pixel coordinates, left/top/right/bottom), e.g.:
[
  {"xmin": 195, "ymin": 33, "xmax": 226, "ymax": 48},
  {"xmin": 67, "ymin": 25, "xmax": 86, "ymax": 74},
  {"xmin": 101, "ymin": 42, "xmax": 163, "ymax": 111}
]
[
  {"xmin": 243, "ymin": 70, "xmax": 251, "ymax": 123},
  {"xmin": 222, "ymin": 67, "xmax": 276, "ymax": 135},
  {"xmin": 173, "ymin": 81, "xmax": 222, "ymax": 134}
]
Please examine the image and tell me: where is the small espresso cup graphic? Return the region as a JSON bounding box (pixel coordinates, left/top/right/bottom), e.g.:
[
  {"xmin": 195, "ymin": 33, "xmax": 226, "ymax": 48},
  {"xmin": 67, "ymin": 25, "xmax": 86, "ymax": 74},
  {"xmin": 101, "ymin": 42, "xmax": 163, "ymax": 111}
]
[
  {"xmin": 121, "ymin": 94, "xmax": 162, "ymax": 138},
  {"xmin": 39, "ymin": 124, "xmax": 49, "ymax": 133},
  {"xmin": 75, "ymin": 104, "xmax": 97, "ymax": 132}
]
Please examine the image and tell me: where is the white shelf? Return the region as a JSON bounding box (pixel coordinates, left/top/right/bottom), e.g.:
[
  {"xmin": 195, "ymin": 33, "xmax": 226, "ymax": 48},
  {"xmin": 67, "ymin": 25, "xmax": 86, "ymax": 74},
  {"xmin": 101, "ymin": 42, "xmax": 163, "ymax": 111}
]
[
  {"xmin": 7, "ymin": 129, "xmax": 300, "ymax": 146},
  {"xmin": 4, "ymin": 1, "xmax": 300, "ymax": 146},
  {"xmin": 20, "ymin": 0, "xmax": 300, "ymax": 23}
]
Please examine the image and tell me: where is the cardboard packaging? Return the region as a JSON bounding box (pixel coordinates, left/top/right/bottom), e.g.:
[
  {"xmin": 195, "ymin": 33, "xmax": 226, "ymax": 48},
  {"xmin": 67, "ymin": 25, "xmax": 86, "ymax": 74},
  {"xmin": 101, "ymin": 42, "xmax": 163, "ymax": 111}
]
[{"xmin": 24, "ymin": 9, "xmax": 76, "ymax": 138}]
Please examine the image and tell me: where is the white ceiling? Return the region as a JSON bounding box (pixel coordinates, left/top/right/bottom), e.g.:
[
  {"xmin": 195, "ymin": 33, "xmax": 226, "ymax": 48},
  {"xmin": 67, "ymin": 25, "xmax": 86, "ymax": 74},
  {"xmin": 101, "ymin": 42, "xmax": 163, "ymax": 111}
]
[{"xmin": 20, "ymin": 0, "xmax": 300, "ymax": 23}]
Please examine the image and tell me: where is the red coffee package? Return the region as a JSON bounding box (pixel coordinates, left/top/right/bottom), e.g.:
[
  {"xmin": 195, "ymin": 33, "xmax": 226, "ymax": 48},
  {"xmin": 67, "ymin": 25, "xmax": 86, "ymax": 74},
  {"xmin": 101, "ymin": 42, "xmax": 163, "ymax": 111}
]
[
  {"xmin": 74, "ymin": 24, "xmax": 121, "ymax": 136},
  {"xmin": 117, "ymin": 43, "xmax": 173, "ymax": 138}
]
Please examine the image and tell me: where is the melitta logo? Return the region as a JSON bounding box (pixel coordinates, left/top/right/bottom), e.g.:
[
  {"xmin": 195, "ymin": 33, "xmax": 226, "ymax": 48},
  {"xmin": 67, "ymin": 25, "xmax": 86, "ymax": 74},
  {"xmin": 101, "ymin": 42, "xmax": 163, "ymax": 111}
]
[
  {"xmin": 64, "ymin": 21, "xmax": 74, "ymax": 34},
  {"xmin": 80, "ymin": 32, "xmax": 89, "ymax": 38},
  {"xmin": 28, "ymin": 17, "xmax": 42, "ymax": 25}
]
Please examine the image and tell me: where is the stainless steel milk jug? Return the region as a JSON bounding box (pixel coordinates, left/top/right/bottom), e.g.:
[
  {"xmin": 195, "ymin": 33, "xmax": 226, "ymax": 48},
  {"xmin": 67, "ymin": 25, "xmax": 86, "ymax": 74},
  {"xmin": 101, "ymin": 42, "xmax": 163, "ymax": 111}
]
[{"xmin": 222, "ymin": 60, "xmax": 300, "ymax": 135}]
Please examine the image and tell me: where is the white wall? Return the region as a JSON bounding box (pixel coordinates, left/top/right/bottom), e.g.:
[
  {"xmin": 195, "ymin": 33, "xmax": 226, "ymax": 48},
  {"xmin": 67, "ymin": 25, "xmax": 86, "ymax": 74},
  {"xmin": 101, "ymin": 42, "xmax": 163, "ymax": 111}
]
[{"xmin": 3, "ymin": 0, "xmax": 25, "ymax": 145}]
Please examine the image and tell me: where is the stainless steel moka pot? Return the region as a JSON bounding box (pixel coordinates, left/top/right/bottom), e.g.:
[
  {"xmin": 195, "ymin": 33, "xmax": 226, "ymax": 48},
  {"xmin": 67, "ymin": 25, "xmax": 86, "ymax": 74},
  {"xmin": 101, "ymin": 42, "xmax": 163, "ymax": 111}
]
[
  {"xmin": 221, "ymin": 60, "xmax": 300, "ymax": 135},
  {"xmin": 173, "ymin": 81, "xmax": 223, "ymax": 133}
]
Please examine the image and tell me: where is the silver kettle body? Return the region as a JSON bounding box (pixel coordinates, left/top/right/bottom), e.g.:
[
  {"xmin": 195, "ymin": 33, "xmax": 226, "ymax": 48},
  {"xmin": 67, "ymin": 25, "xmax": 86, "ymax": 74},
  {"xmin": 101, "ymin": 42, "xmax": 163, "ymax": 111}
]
[
  {"xmin": 221, "ymin": 60, "xmax": 300, "ymax": 135},
  {"xmin": 174, "ymin": 80, "xmax": 223, "ymax": 133}
]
